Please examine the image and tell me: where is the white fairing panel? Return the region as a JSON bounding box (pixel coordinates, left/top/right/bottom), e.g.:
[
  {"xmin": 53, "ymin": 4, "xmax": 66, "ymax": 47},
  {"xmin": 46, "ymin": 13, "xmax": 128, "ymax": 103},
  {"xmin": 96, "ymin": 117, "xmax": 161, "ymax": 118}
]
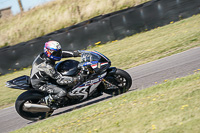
[{"xmin": 68, "ymin": 72, "xmax": 107, "ymax": 100}]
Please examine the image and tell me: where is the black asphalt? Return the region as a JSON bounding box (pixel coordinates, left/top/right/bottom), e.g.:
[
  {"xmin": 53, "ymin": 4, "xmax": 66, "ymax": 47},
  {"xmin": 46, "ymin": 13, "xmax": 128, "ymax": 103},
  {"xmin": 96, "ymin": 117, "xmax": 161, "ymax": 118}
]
[{"xmin": 1, "ymin": 47, "xmax": 200, "ymax": 133}]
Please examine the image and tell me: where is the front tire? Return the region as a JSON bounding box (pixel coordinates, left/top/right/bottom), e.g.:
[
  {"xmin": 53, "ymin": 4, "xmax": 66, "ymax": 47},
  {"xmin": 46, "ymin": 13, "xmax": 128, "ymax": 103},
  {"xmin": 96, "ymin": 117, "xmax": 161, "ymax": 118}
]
[
  {"xmin": 15, "ymin": 90, "xmax": 54, "ymax": 121},
  {"xmin": 103, "ymin": 69, "xmax": 132, "ymax": 95}
]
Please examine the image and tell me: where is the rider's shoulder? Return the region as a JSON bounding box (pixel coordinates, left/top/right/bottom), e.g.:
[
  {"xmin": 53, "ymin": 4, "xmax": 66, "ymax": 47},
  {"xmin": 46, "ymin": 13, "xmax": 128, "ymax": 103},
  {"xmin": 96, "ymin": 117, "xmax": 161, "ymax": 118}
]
[{"xmin": 35, "ymin": 53, "xmax": 50, "ymax": 63}]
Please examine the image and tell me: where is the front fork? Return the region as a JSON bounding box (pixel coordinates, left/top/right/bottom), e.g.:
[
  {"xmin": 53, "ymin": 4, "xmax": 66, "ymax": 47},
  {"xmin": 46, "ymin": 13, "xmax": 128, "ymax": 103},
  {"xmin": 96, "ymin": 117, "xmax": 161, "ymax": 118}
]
[
  {"xmin": 102, "ymin": 79, "xmax": 118, "ymax": 89},
  {"xmin": 102, "ymin": 67, "xmax": 118, "ymax": 89}
]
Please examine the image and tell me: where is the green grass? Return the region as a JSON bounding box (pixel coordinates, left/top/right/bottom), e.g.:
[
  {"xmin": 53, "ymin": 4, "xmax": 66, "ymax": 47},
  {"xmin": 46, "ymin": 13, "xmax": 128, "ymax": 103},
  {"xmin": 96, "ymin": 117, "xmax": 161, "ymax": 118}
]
[
  {"xmin": 91, "ymin": 15, "xmax": 200, "ymax": 69},
  {"xmin": 12, "ymin": 70, "xmax": 200, "ymax": 133},
  {"xmin": 0, "ymin": 0, "xmax": 150, "ymax": 47},
  {"xmin": 0, "ymin": 14, "xmax": 200, "ymax": 109}
]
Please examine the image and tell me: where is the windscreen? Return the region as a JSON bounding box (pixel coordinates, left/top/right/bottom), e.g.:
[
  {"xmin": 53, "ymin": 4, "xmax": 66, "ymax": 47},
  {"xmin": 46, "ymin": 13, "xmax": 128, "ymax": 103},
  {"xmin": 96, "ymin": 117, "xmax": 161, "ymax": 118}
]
[{"xmin": 80, "ymin": 51, "xmax": 101, "ymax": 62}]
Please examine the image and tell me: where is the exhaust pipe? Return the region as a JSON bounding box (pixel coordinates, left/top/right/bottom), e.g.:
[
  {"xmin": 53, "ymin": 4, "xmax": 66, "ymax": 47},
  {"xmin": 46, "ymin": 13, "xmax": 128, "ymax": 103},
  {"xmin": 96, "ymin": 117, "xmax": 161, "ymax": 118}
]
[{"xmin": 23, "ymin": 103, "xmax": 51, "ymax": 112}]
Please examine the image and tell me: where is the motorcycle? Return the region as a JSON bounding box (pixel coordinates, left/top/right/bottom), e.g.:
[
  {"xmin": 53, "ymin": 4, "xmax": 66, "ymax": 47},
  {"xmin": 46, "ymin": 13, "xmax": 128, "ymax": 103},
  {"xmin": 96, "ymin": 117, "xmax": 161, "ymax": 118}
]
[{"xmin": 6, "ymin": 50, "xmax": 132, "ymax": 121}]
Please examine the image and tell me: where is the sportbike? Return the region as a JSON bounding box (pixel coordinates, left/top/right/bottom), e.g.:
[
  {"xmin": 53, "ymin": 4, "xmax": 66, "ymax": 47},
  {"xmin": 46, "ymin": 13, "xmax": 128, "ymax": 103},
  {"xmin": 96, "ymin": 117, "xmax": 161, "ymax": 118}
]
[{"xmin": 6, "ymin": 50, "xmax": 132, "ymax": 121}]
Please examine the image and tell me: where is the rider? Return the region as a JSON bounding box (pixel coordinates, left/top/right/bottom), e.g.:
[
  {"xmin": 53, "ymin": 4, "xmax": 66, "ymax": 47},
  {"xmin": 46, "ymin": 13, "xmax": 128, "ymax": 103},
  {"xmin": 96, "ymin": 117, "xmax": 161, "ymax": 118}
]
[{"xmin": 30, "ymin": 41, "xmax": 83, "ymax": 105}]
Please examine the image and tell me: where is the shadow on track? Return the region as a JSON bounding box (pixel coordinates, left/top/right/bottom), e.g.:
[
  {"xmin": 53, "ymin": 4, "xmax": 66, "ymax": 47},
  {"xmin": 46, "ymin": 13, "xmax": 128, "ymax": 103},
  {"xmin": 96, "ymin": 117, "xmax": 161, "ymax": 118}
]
[
  {"xmin": 51, "ymin": 95, "xmax": 112, "ymax": 117},
  {"xmin": 51, "ymin": 88, "xmax": 137, "ymax": 117}
]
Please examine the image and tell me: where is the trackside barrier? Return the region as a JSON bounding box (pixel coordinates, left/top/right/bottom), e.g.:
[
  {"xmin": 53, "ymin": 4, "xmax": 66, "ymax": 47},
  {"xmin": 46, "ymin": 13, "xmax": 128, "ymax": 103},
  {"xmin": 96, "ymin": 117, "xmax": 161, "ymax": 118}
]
[{"xmin": 0, "ymin": 0, "xmax": 200, "ymax": 75}]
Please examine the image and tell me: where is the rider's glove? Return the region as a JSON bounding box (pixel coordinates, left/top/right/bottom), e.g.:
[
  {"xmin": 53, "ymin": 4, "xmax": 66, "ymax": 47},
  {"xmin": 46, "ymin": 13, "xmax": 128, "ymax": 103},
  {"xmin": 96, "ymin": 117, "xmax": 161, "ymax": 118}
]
[
  {"xmin": 56, "ymin": 76, "xmax": 74, "ymax": 85},
  {"xmin": 74, "ymin": 74, "xmax": 87, "ymax": 83},
  {"xmin": 73, "ymin": 50, "xmax": 81, "ymax": 57},
  {"xmin": 77, "ymin": 63, "xmax": 84, "ymax": 70}
]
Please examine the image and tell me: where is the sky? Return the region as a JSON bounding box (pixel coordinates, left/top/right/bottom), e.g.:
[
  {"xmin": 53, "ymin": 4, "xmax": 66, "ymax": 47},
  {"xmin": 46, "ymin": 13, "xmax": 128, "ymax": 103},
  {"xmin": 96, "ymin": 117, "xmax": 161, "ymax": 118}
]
[{"xmin": 0, "ymin": 0, "xmax": 54, "ymax": 15}]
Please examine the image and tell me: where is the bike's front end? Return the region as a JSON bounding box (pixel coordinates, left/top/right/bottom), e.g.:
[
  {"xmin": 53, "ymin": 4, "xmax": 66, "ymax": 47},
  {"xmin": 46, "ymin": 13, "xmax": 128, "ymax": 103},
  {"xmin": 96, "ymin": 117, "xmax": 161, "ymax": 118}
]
[{"xmin": 77, "ymin": 50, "xmax": 132, "ymax": 96}]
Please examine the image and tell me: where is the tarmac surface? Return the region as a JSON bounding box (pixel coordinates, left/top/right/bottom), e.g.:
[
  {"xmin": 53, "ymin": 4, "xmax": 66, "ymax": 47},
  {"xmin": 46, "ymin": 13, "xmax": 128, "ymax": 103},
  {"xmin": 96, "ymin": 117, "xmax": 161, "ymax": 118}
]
[{"xmin": 1, "ymin": 47, "xmax": 200, "ymax": 133}]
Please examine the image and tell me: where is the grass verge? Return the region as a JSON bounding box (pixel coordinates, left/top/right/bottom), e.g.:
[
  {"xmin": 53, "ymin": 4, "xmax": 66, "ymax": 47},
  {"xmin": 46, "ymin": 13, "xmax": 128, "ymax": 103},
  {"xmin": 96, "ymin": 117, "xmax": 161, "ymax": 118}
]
[
  {"xmin": 12, "ymin": 71, "xmax": 200, "ymax": 133},
  {"xmin": 0, "ymin": 14, "xmax": 200, "ymax": 109},
  {"xmin": 0, "ymin": 0, "xmax": 149, "ymax": 47}
]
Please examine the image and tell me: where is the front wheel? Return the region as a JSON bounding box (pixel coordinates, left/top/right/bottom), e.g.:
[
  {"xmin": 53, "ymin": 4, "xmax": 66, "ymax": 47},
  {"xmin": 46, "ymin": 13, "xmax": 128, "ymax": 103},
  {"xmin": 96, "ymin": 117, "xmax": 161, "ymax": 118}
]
[
  {"xmin": 15, "ymin": 90, "xmax": 54, "ymax": 121},
  {"xmin": 103, "ymin": 69, "xmax": 132, "ymax": 95}
]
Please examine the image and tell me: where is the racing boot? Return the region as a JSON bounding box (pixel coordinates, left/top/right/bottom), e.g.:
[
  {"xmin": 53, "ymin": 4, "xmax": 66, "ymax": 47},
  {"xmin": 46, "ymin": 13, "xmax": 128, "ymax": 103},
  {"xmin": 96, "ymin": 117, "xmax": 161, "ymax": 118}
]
[{"xmin": 43, "ymin": 95, "xmax": 58, "ymax": 110}]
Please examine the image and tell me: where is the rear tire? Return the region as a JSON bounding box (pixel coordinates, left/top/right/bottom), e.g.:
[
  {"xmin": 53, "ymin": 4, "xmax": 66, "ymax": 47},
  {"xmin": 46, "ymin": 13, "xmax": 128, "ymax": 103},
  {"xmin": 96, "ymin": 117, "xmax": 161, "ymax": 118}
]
[
  {"xmin": 15, "ymin": 90, "xmax": 54, "ymax": 121},
  {"xmin": 103, "ymin": 69, "xmax": 132, "ymax": 95}
]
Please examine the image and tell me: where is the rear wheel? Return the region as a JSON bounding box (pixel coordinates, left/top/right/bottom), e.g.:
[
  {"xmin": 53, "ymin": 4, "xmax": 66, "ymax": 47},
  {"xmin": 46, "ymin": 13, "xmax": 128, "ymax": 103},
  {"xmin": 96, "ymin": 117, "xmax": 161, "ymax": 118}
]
[
  {"xmin": 103, "ymin": 69, "xmax": 132, "ymax": 95},
  {"xmin": 15, "ymin": 90, "xmax": 54, "ymax": 121}
]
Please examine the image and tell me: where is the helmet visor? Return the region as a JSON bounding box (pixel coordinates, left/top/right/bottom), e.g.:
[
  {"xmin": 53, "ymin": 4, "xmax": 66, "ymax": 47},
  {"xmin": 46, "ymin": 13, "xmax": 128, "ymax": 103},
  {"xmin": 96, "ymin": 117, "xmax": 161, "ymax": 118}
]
[{"xmin": 52, "ymin": 49, "xmax": 62, "ymax": 57}]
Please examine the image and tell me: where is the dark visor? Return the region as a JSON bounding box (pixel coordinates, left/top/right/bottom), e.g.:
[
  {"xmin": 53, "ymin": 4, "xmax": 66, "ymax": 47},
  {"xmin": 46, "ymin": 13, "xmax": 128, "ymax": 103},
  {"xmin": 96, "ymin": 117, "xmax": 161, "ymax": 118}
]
[{"xmin": 52, "ymin": 49, "xmax": 62, "ymax": 57}]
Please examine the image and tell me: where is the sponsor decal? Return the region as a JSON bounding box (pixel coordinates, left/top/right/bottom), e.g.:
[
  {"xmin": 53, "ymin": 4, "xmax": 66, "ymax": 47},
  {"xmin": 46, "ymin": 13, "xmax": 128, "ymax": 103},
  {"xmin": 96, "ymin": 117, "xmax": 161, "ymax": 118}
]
[
  {"xmin": 101, "ymin": 62, "xmax": 108, "ymax": 66},
  {"xmin": 81, "ymin": 72, "xmax": 106, "ymax": 87},
  {"xmin": 91, "ymin": 64, "xmax": 97, "ymax": 69}
]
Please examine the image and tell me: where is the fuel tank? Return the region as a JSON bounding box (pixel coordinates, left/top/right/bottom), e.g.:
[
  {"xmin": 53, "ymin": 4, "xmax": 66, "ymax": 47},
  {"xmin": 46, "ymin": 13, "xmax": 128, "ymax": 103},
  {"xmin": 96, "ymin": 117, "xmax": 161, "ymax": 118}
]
[{"xmin": 55, "ymin": 59, "xmax": 80, "ymax": 76}]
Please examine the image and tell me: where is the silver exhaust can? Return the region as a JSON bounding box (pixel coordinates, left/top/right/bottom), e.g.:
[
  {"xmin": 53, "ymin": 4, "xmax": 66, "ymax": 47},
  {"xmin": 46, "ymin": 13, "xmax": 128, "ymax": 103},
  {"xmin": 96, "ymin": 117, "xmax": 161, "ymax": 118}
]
[{"xmin": 23, "ymin": 103, "xmax": 51, "ymax": 112}]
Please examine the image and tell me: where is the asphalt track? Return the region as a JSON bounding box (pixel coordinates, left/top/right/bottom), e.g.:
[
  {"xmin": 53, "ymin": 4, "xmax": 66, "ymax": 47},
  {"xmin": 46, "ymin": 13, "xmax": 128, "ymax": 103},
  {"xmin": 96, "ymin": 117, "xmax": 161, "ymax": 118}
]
[{"xmin": 1, "ymin": 47, "xmax": 200, "ymax": 133}]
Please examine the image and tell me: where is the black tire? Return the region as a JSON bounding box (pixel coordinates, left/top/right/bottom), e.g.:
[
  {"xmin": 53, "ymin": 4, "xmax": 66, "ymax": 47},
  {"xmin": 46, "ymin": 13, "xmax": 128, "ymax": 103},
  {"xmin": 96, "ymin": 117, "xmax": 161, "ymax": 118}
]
[
  {"xmin": 15, "ymin": 90, "xmax": 54, "ymax": 121},
  {"xmin": 103, "ymin": 69, "xmax": 132, "ymax": 95}
]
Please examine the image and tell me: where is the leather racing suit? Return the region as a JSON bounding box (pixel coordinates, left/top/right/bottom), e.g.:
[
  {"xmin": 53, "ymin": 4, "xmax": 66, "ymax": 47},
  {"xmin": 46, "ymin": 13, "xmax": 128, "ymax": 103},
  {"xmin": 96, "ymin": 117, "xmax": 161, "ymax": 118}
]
[{"xmin": 30, "ymin": 50, "xmax": 81, "ymax": 100}]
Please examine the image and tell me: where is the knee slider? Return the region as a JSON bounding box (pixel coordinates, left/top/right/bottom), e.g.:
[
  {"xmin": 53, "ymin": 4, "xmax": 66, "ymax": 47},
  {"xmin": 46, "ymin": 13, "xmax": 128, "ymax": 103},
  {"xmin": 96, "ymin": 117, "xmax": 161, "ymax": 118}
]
[{"xmin": 58, "ymin": 90, "xmax": 67, "ymax": 97}]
